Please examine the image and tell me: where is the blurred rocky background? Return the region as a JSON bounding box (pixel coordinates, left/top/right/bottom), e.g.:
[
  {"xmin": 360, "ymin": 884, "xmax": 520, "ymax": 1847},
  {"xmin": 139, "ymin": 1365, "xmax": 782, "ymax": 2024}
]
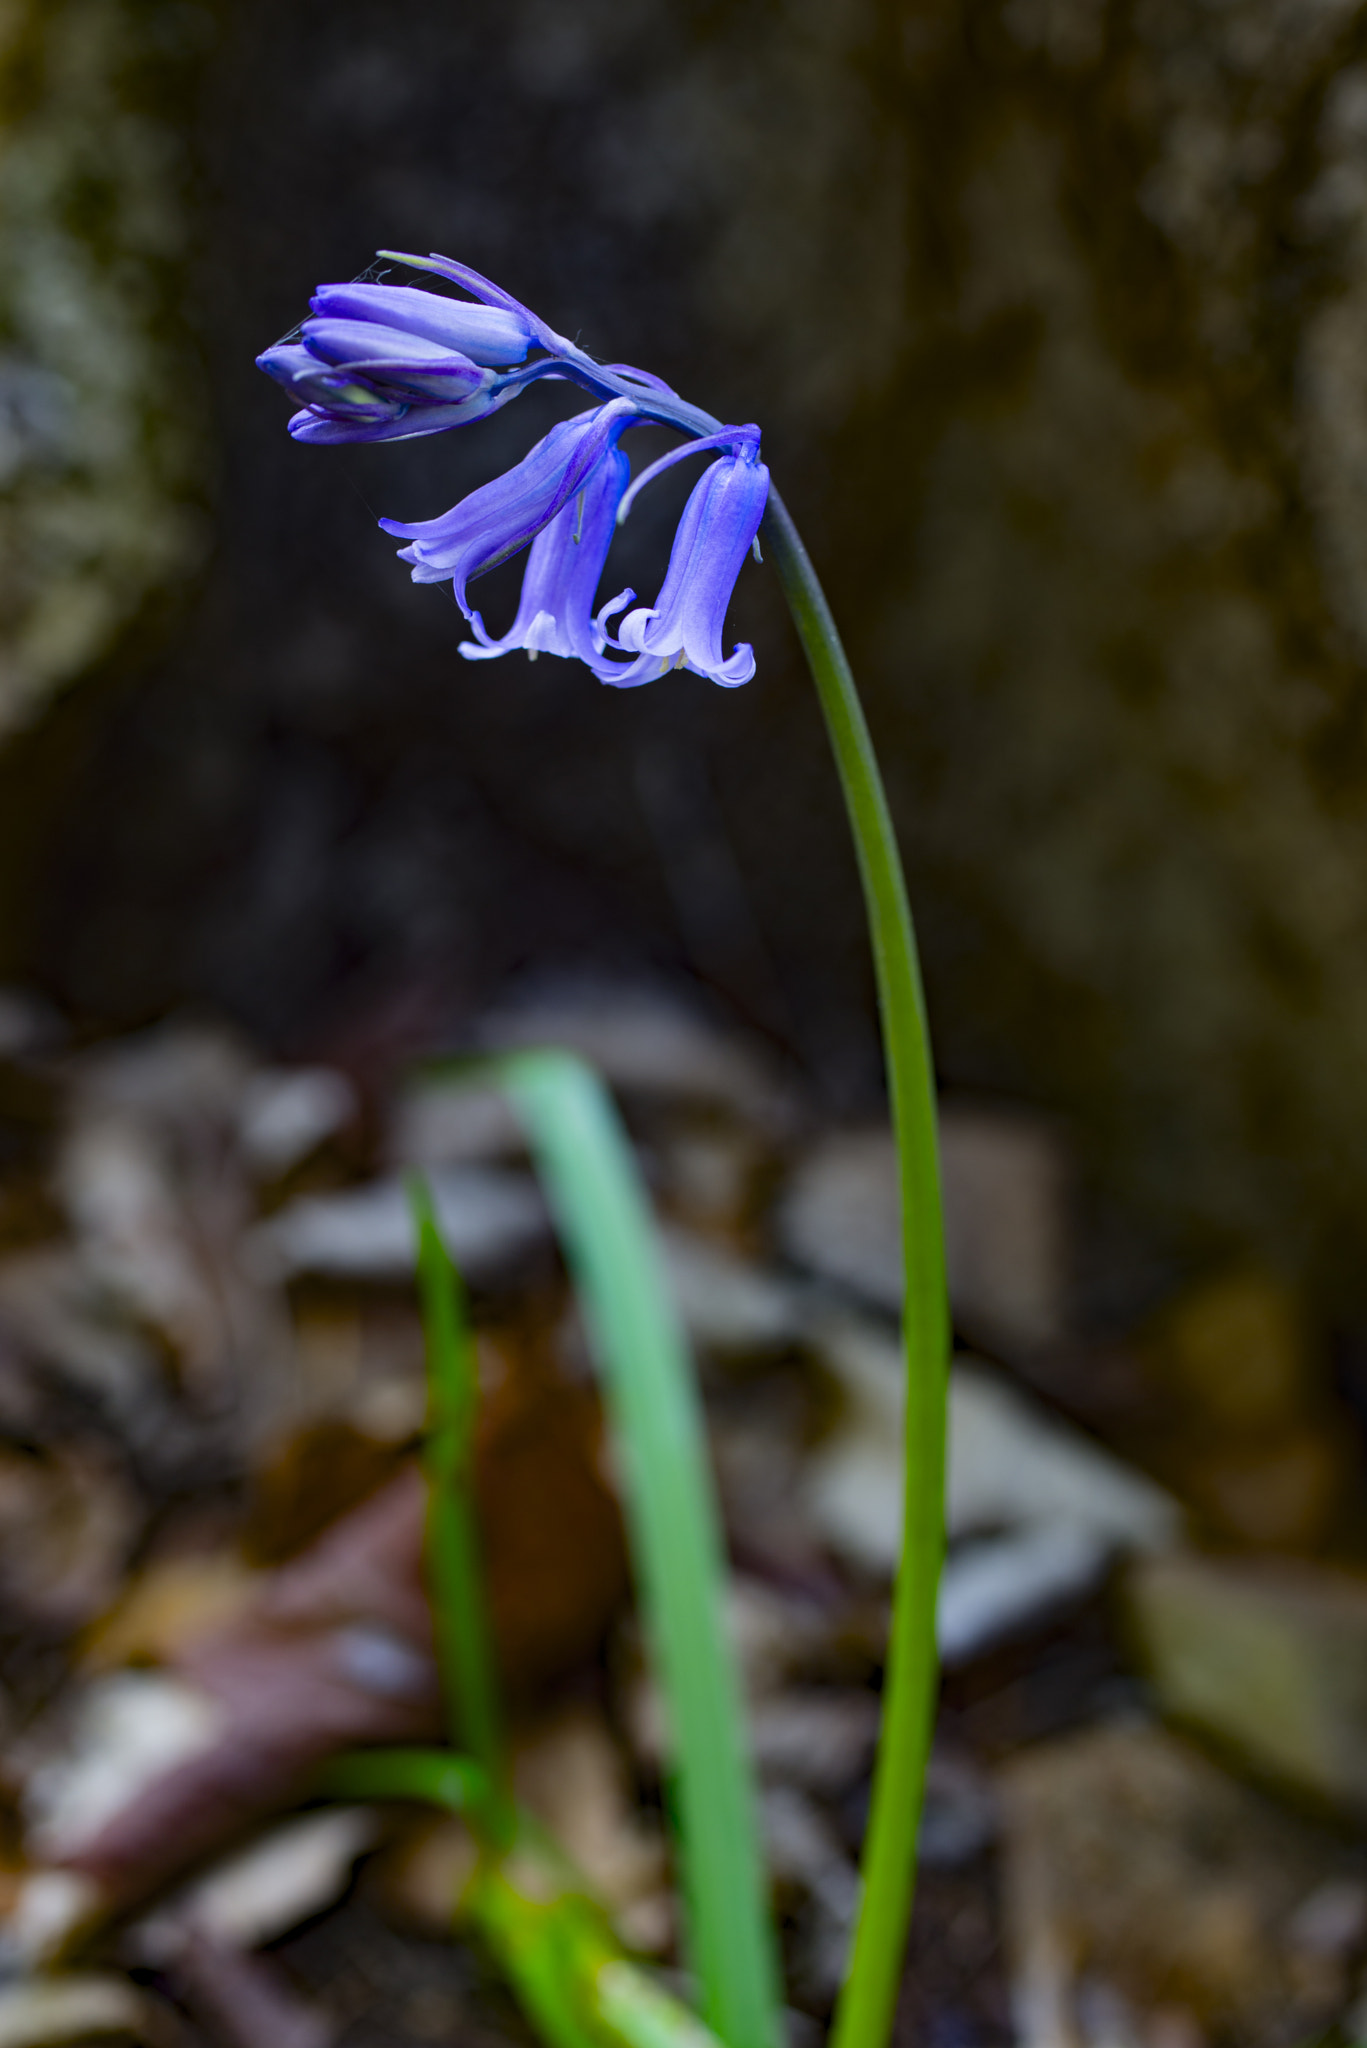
[
  {"xmin": 9, "ymin": 10, "xmax": 1367, "ymax": 2039},
  {"xmin": 4, "ymin": 0, "xmax": 1367, "ymax": 1320}
]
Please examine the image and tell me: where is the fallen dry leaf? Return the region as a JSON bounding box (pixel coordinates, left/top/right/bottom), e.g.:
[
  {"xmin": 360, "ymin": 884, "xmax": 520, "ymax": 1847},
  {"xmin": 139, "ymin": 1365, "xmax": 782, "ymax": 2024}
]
[{"xmin": 20, "ymin": 1324, "xmax": 627, "ymax": 1931}]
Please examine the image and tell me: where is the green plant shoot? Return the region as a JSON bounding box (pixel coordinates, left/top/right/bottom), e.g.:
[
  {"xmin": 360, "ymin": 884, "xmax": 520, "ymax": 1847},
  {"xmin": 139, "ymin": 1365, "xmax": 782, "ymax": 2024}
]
[{"xmin": 409, "ymin": 1174, "xmax": 512, "ymax": 1841}]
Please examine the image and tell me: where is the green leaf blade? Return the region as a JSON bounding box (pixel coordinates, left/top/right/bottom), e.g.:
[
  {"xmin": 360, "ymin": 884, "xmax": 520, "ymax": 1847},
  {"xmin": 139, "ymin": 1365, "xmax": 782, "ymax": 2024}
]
[
  {"xmin": 494, "ymin": 1049, "xmax": 782, "ymax": 2048},
  {"xmin": 409, "ymin": 1175, "xmax": 511, "ymax": 1834}
]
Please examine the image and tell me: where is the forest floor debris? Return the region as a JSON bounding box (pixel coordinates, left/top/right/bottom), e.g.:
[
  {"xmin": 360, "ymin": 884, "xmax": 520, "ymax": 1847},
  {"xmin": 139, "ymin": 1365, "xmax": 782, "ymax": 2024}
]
[
  {"xmin": 999, "ymin": 1721, "xmax": 1367, "ymax": 2048},
  {"xmin": 0, "ymin": 983, "xmax": 1360, "ymax": 2045}
]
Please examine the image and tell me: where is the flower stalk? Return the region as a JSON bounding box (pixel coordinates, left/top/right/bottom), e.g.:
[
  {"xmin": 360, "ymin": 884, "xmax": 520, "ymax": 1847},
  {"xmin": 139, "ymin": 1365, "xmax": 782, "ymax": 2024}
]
[{"xmin": 761, "ymin": 491, "xmax": 949, "ymax": 2048}]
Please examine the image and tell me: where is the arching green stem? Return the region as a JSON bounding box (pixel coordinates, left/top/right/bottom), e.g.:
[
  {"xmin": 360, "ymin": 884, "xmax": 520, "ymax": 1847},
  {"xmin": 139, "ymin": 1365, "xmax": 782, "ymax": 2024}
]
[{"xmin": 761, "ymin": 488, "xmax": 950, "ymax": 2048}]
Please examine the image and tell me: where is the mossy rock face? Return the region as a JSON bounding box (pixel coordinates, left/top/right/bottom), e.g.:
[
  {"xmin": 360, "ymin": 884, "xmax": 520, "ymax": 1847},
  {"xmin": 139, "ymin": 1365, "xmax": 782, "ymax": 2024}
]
[
  {"xmin": 868, "ymin": 0, "xmax": 1367, "ymax": 1295},
  {"xmin": 659, "ymin": 0, "xmax": 1367, "ymax": 1295},
  {"xmin": 0, "ymin": 0, "xmax": 208, "ymax": 733},
  {"xmin": 10, "ymin": 0, "xmax": 1367, "ymax": 1307},
  {"xmin": 873, "ymin": 0, "xmax": 1367, "ymax": 1296},
  {"xmin": 464, "ymin": 0, "xmax": 1367, "ymax": 1297}
]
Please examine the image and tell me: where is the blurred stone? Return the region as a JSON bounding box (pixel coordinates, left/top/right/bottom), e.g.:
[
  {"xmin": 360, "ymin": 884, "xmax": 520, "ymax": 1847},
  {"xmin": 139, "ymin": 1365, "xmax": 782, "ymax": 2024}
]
[
  {"xmin": 939, "ymin": 1107, "xmax": 1070, "ymax": 1352},
  {"xmin": 158, "ymin": 1807, "xmax": 378, "ymax": 1951},
  {"xmin": 249, "ymin": 1167, "xmax": 549, "ymax": 1287},
  {"xmin": 388, "ymin": 1078, "xmax": 523, "ymax": 1171},
  {"xmin": 999, "ymin": 1721, "xmax": 1364, "ymax": 2048},
  {"xmin": 708, "ymin": 1382, "xmax": 825, "ymax": 1572},
  {"xmin": 748, "ymin": 1690, "xmax": 880, "ymax": 1795},
  {"xmin": 480, "ymin": 983, "xmax": 790, "ymax": 1129},
  {"xmin": 778, "ymin": 1105, "xmax": 1069, "ymax": 1352},
  {"xmin": 937, "ymin": 1524, "xmax": 1114, "ymax": 1667},
  {"xmin": 724, "ymin": 1576, "xmax": 840, "ymax": 1700},
  {"xmin": 918, "ymin": 1749, "xmax": 999, "ymax": 1870},
  {"xmin": 659, "ymin": 1226, "xmax": 802, "ymax": 1358},
  {"xmin": 22, "ymin": 1671, "xmax": 222, "ymax": 1868},
  {"xmin": 761, "ymin": 1783, "xmax": 860, "ymax": 2000},
  {"xmin": 806, "ymin": 1317, "xmax": 1178, "ymax": 1583},
  {"xmin": 624, "ymin": 1576, "xmax": 840, "ymax": 1773},
  {"xmin": 652, "ymin": 1123, "xmax": 768, "ymax": 1237},
  {"xmin": 237, "ymin": 1068, "xmax": 357, "ymax": 1181},
  {"xmin": 946, "ymin": 1359, "xmax": 1178, "ymax": 1550},
  {"xmin": 1126, "ymin": 1552, "xmax": 1367, "ymax": 1817},
  {"xmin": 0, "ymin": 1974, "xmax": 152, "ymax": 2047},
  {"xmin": 777, "ymin": 1129, "xmax": 901, "ymax": 1313}
]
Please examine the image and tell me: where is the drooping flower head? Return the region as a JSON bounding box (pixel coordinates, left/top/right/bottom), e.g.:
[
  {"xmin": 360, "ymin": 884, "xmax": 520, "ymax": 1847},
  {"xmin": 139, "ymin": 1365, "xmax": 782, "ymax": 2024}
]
[
  {"xmin": 380, "ymin": 399, "xmax": 638, "ymax": 618},
  {"xmin": 257, "ymin": 252, "xmax": 770, "ymax": 687},
  {"xmin": 458, "ymin": 436, "xmax": 633, "ymax": 671},
  {"xmin": 599, "ymin": 429, "xmax": 769, "ymax": 689}
]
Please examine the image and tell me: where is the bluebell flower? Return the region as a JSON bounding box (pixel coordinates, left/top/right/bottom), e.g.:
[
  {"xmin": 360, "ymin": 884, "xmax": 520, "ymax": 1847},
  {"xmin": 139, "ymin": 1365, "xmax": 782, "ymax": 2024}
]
[
  {"xmin": 296, "ymin": 319, "xmax": 494, "ymax": 404},
  {"xmin": 597, "ymin": 429, "xmax": 769, "ymax": 689},
  {"xmin": 259, "ymin": 254, "xmax": 771, "ymax": 685},
  {"xmin": 308, "ymin": 281, "xmax": 532, "ymax": 366},
  {"xmin": 256, "ymin": 269, "xmax": 542, "ymax": 445},
  {"xmin": 256, "ymin": 341, "xmax": 411, "ymax": 426},
  {"xmin": 459, "ymin": 435, "xmax": 633, "ymax": 669},
  {"xmin": 255, "ymin": 336, "xmax": 505, "ymax": 446},
  {"xmin": 373, "ymin": 251, "xmax": 570, "ymax": 358},
  {"xmin": 379, "ymin": 398, "xmax": 640, "ymax": 619}
]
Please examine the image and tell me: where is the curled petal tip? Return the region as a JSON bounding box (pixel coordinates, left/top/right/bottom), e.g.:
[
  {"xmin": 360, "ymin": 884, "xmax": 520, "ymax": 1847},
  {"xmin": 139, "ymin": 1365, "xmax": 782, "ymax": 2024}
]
[{"xmin": 595, "ymin": 440, "xmax": 768, "ymax": 688}]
